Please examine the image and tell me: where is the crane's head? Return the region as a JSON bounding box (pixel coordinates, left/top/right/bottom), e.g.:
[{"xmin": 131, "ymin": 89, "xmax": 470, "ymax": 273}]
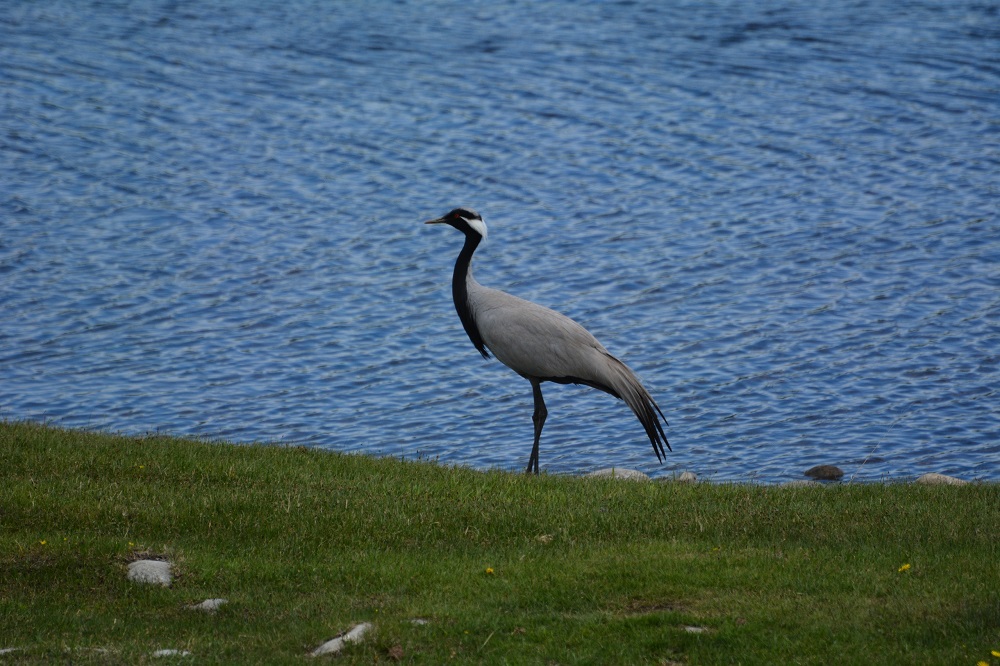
[{"xmin": 424, "ymin": 207, "xmax": 488, "ymax": 241}]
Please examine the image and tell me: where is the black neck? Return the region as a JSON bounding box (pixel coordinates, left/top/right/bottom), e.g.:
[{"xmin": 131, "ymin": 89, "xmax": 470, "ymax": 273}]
[{"xmin": 452, "ymin": 233, "xmax": 490, "ymax": 359}]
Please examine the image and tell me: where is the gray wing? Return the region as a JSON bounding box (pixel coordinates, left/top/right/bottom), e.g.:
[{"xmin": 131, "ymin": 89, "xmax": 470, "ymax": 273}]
[
  {"xmin": 468, "ymin": 283, "xmax": 670, "ymax": 460},
  {"xmin": 469, "ymin": 284, "xmax": 612, "ymax": 382}
]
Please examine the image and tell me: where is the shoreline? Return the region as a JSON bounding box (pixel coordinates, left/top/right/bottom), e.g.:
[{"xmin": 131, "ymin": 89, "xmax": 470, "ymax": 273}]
[{"xmin": 4, "ymin": 419, "xmax": 990, "ymax": 487}]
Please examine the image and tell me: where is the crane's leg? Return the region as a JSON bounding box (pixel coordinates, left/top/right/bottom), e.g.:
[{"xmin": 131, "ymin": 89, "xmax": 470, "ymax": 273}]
[{"xmin": 526, "ymin": 379, "xmax": 547, "ymax": 475}]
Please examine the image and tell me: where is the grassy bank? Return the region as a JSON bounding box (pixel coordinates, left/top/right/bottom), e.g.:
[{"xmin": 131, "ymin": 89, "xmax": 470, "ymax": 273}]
[{"xmin": 1, "ymin": 421, "xmax": 998, "ymax": 664}]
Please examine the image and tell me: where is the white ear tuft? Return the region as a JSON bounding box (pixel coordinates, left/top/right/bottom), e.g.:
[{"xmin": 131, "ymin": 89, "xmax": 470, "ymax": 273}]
[{"xmin": 466, "ymin": 216, "xmax": 488, "ymax": 241}]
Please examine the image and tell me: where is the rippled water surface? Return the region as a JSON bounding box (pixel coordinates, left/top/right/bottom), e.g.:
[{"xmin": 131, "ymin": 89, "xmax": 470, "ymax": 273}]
[{"xmin": 2, "ymin": 0, "xmax": 998, "ymax": 482}]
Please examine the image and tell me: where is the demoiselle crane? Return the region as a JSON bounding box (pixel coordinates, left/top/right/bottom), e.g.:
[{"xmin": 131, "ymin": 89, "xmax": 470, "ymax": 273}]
[{"xmin": 425, "ymin": 207, "xmax": 670, "ymax": 474}]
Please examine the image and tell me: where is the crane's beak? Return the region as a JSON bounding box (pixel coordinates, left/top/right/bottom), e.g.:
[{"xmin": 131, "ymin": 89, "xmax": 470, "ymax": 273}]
[{"xmin": 424, "ymin": 216, "xmax": 447, "ymax": 225}]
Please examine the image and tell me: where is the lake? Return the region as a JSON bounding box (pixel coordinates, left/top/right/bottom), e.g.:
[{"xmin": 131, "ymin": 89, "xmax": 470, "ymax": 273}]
[{"xmin": 2, "ymin": 0, "xmax": 998, "ymax": 482}]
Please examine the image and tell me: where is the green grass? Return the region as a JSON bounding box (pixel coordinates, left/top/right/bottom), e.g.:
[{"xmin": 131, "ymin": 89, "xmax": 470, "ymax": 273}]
[{"xmin": 1, "ymin": 421, "xmax": 998, "ymax": 664}]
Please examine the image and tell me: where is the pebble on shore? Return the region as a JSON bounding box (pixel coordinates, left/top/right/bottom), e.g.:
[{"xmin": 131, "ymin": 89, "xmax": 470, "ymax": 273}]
[
  {"xmin": 127, "ymin": 560, "xmax": 172, "ymax": 586},
  {"xmin": 804, "ymin": 465, "xmax": 844, "ymax": 481},
  {"xmin": 585, "ymin": 468, "xmax": 650, "ymax": 482},
  {"xmin": 914, "ymin": 472, "xmax": 968, "ymax": 486},
  {"xmin": 188, "ymin": 598, "xmax": 228, "ymax": 613},
  {"xmin": 152, "ymin": 649, "xmax": 191, "ymax": 658},
  {"xmin": 311, "ymin": 622, "xmax": 373, "ymax": 657}
]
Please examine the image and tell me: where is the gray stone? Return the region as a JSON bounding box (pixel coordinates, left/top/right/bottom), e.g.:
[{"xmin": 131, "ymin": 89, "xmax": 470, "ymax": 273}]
[
  {"xmin": 127, "ymin": 560, "xmax": 172, "ymax": 586},
  {"xmin": 312, "ymin": 622, "xmax": 373, "ymax": 657},
  {"xmin": 586, "ymin": 468, "xmax": 650, "ymax": 482},
  {"xmin": 189, "ymin": 598, "xmax": 228, "ymax": 613},
  {"xmin": 915, "ymin": 472, "xmax": 968, "ymax": 486},
  {"xmin": 152, "ymin": 649, "xmax": 191, "ymax": 658},
  {"xmin": 804, "ymin": 465, "xmax": 844, "ymax": 481},
  {"xmin": 676, "ymin": 471, "xmax": 698, "ymax": 483}
]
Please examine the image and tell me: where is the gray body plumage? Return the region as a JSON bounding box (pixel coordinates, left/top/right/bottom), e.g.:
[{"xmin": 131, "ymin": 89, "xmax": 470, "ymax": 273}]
[
  {"xmin": 470, "ymin": 279, "xmax": 604, "ymax": 380},
  {"xmin": 426, "ymin": 207, "xmax": 670, "ymax": 473},
  {"xmin": 469, "ymin": 278, "xmax": 637, "ymax": 397}
]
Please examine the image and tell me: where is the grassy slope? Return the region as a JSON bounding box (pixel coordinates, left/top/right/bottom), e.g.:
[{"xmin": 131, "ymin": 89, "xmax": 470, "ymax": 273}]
[{"xmin": 1, "ymin": 421, "xmax": 998, "ymax": 664}]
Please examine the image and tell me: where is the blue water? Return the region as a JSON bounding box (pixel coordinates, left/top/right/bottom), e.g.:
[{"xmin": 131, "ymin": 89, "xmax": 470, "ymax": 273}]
[{"xmin": 2, "ymin": 1, "xmax": 998, "ymax": 483}]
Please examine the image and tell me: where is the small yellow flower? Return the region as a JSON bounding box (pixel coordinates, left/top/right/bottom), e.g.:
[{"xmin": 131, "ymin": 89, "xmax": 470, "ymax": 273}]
[
  {"xmin": 976, "ymin": 661, "xmax": 988, "ymax": 666},
  {"xmin": 39, "ymin": 540, "xmax": 47, "ymax": 546},
  {"xmin": 992, "ymin": 650, "xmax": 1000, "ymax": 658},
  {"xmin": 485, "ymin": 567, "xmax": 495, "ymax": 575},
  {"xmin": 898, "ymin": 563, "xmax": 911, "ymax": 573}
]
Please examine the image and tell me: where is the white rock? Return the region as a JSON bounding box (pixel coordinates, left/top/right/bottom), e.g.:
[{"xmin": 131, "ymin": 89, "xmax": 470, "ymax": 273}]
[
  {"xmin": 915, "ymin": 472, "xmax": 968, "ymax": 486},
  {"xmin": 189, "ymin": 598, "xmax": 228, "ymax": 613},
  {"xmin": 312, "ymin": 622, "xmax": 373, "ymax": 657},
  {"xmin": 683, "ymin": 625, "xmax": 710, "ymax": 634},
  {"xmin": 152, "ymin": 649, "xmax": 191, "ymax": 657},
  {"xmin": 0, "ymin": 648, "xmax": 21, "ymax": 655},
  {"xmin": 677, "ymin": 471, "xmax": 698, "ymax": 483},
  {"xmin": 127, "ymin": 560, "xmax": 172, "ymax": 586},
  {"xmin": 410, "ymin": 618, "xmax": 430, "ymax": 626},
  {"xmin": 586, "ymin": 468, "xmax": 650, "ymax": 482}
]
